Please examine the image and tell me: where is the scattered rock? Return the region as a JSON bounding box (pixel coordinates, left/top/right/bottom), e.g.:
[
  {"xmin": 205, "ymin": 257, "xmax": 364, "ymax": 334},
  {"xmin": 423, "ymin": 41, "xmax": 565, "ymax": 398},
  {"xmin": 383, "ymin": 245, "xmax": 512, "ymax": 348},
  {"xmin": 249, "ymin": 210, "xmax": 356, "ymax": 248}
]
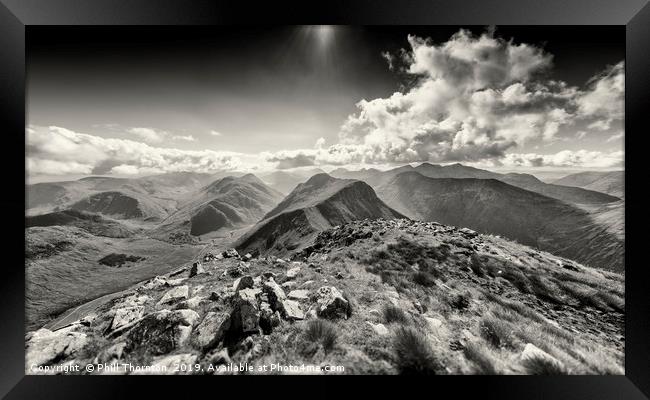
[
  {"xmin": 233, "ymin": 275, "xmax": 255, "ymax": 292},
  {"xmin": 157, "ymin": 285, "xmax": 189, "ymax": 305},
  {"xmin": 315, "ymin": 286, "xmax": 350, "ymax": 319},
  {"xmin": 25, "ymin": 328, "xmax": 88, "ymax": 368},
  {"xmin": 262, "ymin": 279, "xmax": 287, "ymax": 311},
  {"xmin": 175, "ymin": 296, "xmax": 206, "ymax": 310},
  {"xmin": 189, "ymin": 262, "xmax": 204, "ymax": 277},
  {"xmin": 124, "ymin": 309, "xmax": 199, "ymax": 355},
  {"xmin": 139, "ymin": 276, "xmax": 168, "ymax": 291},
  {"xmin": 280, "ymin": 299, "xmax": 304, "ymax": 320},
  {"xmin": 367, "ymin": 322, "xmax": 389, "ymax": 335},
  {"xmin": 193, "ymin": 311, "xmax": 231, "ymax": 350},
  {"xmin": 109, "ymin": 306, "xmax": 145, "ymax": 332},
  {"xmin": 222, "ymin": 248, "xmax": 239, "ymax": 259},
  {"xmin": 286, "ymin": 267, "xmax": 301, "ymax": 279},
  {"xmin": 281, "ymin": 280, "xmax": 297, "ymax": 289},
  {"xmin": 288, "ymin": 289, "xmax": 310, "ymax": 300},
  {"xmin": 244, "ymin": 253, "xmax": 253, "ymax": 260},
  {"xmin": 233, "ymin": 288, "xmax": 261, "ymax": 334}
]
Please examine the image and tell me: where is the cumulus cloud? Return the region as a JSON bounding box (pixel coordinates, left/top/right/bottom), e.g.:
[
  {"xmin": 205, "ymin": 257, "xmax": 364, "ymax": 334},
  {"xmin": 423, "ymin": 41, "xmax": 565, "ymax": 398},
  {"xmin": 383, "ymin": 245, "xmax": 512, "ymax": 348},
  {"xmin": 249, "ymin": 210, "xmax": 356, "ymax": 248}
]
[
  {"xmin": 330, "ymin": 30, "xmax": 624, "ymax": 166},
  {"xmin": 27, "ymin": 126, "xmax": 263, "ymax": 177},
  {"xmin": 127, "ymin": 127, "xmax": 167, "ymax": 143},
  {"xmin": 502, "ymin": 149, "xmax": 623, "ymax": 168},
  {"xmin": 210, "ymin": 130, "xmax": 222, "ymax": 136},
  {"xmin": 172, "ymin": 134, "xmax": 197, "ymax": 142}
]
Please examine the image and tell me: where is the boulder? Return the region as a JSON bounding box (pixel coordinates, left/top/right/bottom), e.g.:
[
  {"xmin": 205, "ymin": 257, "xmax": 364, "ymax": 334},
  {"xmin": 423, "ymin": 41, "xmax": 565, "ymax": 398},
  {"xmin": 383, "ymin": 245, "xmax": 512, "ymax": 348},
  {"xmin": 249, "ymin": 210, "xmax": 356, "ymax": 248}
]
[
  {"xmin": 157, "ymin": 285, "xmax": 189, "ymax": 305},
  {"xmin": 222, "ymin": 248, "xmax": 239, "ymax": 258},
  {"xmin": 288, "ymin": 289, "xmax": 310, "ymax": 300},
  {"xmin": 175, "ymin": 296, "xmax": 206, "ymax": 310},
  {"xmin": 233, "ymin": 288, "xmax": 261, "ymax": 333},
  {"xmin": 367, "ymin": 322, "xmax": 389, "ymax": 335},
  {"xmin": 286, "ymin": 267, "xmax": 301, "ymax": 279},
  {"xmin": 315, "ymin": 286, "xmax": 350, "ymax": 319},
  {"xmin": 259, "ymin": 302, "xmax": 281, "ymax": 334},
  {"xmin": 280, "ymin": 299, "xmax": 304, "ymax": 320},
  {"xmin": 193, "ymin": 311, "xmax": 231, "ymax": 350},
  {"xmin": 233, "ymin": 275, "xmax": 255, "ymax": 292},
  {"xmin": 281, "ymin": 281, "xmax": 297, "ymax": 290},
  {"xmin": 25, "ymin": 328, "xmax": 88, "ymax": 368},
  {"xmin": 228, "ymin": 265, "xmax": 245, "ymax": 277},
  {"xmin": 139, "ymin": 276, "xmax": 168, "ymax": 291},
  {"xmin": 189, "ymin": 262, "xmax": 204, "ymax": 277},
  {"xmin": 110, "ymin": 306, "xmax": 145, "ymax": 332},
  {"xmin": 124, "ymin": 309, "xmax": 199, "ymax": 355},
  {"xmin": 262, "ymin": 279, "xmax": 287, "ymax": 311}
]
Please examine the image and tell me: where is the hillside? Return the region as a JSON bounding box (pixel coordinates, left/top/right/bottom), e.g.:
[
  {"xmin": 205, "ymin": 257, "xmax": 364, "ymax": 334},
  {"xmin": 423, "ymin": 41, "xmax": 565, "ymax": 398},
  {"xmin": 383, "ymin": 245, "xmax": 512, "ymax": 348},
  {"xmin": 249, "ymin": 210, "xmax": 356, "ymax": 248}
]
[
  {"xmin": 153, "ymin": 174, "xmax": 284, "ymax": 238},
  {"xmin": 25, "ymin": 219, "xmax": 623, "ymax": 375},
  {"xmin": 25, "ymin": 225, "xmax": 203, "ymax": 331},
  {"xmin": 376, "ymin": 172, "xmax": 623, "ymax": 271},
  {"xmin": 25, "ymin": 209, "xmax": 135, "ymax": 238},
  {"xmin": 331, "ymin": 163, "xmax": 620, "ymax": 205},
  {"xmin": 26, "ymin": 172, "xmax": 225, "ymax": 217},
  {"xmin": 553, "ymin": 171, "xmax": 624, "ymax": 198},
  {"xmin": 235, "ymin": 174, "xmax": 404, "ymax": 255}
]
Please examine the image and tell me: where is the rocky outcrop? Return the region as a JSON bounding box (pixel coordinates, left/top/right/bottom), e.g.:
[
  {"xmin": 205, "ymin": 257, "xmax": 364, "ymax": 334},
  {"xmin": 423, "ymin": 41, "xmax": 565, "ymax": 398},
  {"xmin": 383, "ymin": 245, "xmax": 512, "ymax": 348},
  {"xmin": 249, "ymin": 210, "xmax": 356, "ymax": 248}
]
[
  {"xmin": 26, "ymin": 327, "xmax": 88, "ymax": 369},
  {"xmin": 124, "ymin": 309, "xmax": 199, "ymax": 355}
]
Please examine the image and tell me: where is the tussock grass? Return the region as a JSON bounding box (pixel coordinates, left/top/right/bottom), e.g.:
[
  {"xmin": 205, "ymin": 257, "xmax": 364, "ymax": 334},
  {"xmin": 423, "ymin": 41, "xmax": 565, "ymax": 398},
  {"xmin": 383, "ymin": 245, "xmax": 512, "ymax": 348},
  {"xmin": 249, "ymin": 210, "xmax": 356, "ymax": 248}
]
[
  {"xmin": 479, "ymin": 315, "xmax": 516, "ymax": 349},
  {"xmin": 522, "ymin": 353, "xmax": 569, "ymax": 375},
  {"xmin": 303, "ymin": 319, "xmax": 338, "ymax": 353},
  {"xmin": 393, "ymin": 326, "xmax": 439, "ymax": 375},
  {"xmin": 382, "ymin": 304, "xmax": 409, "ymax": 324},
  {"xmin": 463, "ymin": 341, "xmax": 498, "ymax": 375}
]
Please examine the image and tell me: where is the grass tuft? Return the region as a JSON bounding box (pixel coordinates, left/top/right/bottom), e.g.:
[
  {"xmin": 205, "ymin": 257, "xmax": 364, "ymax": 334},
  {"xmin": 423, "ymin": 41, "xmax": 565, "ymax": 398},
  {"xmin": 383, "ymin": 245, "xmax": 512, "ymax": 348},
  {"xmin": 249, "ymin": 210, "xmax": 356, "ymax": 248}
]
[
  {"xmin": 393, "ymin": 326, "xmax": 439, "ymax": 375},
  {"xmin": 303, "ymin": 319, "xmax": 338, "ymax": 352}
]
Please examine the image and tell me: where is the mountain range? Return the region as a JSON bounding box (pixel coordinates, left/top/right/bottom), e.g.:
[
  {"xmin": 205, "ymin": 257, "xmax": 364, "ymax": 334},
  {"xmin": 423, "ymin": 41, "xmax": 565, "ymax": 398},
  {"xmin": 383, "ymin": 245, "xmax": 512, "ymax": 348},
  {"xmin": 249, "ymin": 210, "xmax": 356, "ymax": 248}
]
[
  {"xmin": 553, "ymin": 171, "xmax": 624, "ymax": 198},
  {"xmin": 377, "ymin": 171, "xmax": 623, "ymax": 271},
  {"xmin": 26, "ymin": 163, "xmax": 624, "ymax": 271}
]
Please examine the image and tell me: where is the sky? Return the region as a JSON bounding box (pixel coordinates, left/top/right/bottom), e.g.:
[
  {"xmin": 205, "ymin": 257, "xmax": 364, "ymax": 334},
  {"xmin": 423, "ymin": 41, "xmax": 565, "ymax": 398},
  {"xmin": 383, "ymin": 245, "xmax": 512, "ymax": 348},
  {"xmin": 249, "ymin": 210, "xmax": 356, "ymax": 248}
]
[{"xmin": 26, "ymin": 26, "xmax": 625, "ymax": 182}]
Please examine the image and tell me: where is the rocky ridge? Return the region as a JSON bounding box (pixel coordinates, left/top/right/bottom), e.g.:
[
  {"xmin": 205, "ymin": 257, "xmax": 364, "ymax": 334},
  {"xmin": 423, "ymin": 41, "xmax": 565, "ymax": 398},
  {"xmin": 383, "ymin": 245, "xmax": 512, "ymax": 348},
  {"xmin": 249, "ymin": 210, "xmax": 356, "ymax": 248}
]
[{"xmin": 26, "ymin": 219, "xmax": 624, "ymax": 375}]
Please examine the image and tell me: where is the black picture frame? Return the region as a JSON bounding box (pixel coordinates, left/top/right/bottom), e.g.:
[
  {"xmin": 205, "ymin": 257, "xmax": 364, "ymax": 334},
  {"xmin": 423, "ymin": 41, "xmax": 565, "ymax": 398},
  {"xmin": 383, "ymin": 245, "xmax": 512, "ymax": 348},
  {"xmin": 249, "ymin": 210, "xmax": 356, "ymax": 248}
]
[{"xmin": 1, "ymin": 0, "xmax": 648, "ymax": 398}]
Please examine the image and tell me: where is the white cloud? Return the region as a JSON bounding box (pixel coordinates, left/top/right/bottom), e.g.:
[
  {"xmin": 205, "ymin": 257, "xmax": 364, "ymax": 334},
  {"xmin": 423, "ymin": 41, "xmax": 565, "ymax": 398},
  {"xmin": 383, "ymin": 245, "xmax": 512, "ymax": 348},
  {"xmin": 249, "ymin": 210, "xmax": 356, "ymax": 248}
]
[
  {"xmin": 606, "ymin": 132, "xmax": 624, "ymax": 143},
  {"xmin": 210, "ymin": 130, "xmax": 222, "ymax": 136},
  {"xmin": 576, "ymin": 62, "xmax": 624, "ymax": 121},
  {"xmin": 27, "ymin": 126, "xmax": 268, "ymax": 177},
  {"xmin": 502, "ymin": 149, "xmax": 623, "ymax": 168},
  {"xmin": 172, "ymin": 135, "xmax": 197, "ymax": 142},
  {"xmin": 127, "ymin": 127, "xmax": 167, "ymax": 143}
]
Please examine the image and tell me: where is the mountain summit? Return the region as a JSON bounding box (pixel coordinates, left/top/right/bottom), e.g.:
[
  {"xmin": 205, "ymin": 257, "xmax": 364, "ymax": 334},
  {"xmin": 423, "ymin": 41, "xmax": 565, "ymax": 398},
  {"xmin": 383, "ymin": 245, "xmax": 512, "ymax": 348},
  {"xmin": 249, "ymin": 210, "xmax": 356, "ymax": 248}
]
[{"xmin": 236, "ymin": 174, "xmax": 404, "ymax": 255}]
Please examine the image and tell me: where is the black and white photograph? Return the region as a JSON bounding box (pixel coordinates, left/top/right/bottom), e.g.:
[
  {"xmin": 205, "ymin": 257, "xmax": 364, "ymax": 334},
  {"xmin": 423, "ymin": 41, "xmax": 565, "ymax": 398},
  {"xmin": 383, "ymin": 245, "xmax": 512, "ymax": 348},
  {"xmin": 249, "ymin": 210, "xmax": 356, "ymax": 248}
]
[{"xmin": 24, "ymin": 25, "xmax": 625, "ymax": 375}]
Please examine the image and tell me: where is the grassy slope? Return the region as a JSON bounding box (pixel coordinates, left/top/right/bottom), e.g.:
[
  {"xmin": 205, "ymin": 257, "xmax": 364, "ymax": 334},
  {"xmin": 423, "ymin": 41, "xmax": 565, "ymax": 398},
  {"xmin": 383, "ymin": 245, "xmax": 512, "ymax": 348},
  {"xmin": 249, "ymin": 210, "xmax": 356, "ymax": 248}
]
[
  {"xmin": 30, "ymin": 219, "xmax": 623, "ymax": 375},
  {"xmin": 25, "ymin": 226, "xmax": 203, "ymax": 330}
]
